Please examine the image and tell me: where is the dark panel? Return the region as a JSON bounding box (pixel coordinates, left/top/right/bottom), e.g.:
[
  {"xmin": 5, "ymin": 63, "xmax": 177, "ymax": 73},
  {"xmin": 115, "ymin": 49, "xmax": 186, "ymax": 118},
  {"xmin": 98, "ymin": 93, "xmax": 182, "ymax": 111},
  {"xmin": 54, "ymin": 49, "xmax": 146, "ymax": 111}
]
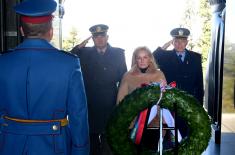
[
  {"xmin": 0, "ymin": 0, "xmax": 5, "ymax": 53},
  {"xmin": 0, "ymin": 0, "xmax": 21, "ymax": 53},
  {"xmin": 209, "ymin": 0, "xmax": 226, "ymax": 5},
  {"xmin": 5, "ymin": 0, "xmax": 21, "ymax": 51},
  {"xmin": 204, "ymin": 2, "xmax": 225, "ymax": 144}
]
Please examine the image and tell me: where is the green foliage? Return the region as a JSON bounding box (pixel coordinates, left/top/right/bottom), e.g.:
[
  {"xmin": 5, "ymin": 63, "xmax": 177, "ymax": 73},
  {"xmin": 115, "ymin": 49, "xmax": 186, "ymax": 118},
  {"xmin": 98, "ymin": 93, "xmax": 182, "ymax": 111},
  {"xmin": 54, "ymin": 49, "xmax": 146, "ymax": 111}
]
[
  {"xmin": 179, "ymin": 0, "xmax": 211, "ymax": 71},
  {"xmin": 222, "ymin": 76, "xmax": 235, "ymax": 113},
  {"xmin": 106, "ymin": 85, "xmax": 211, "ymax": 155},
  {"xmin": 223, "ymin": 41, "xmax": 235, "ymax": 112},
  {"xmin": 62, "ymin": 27, "xmax": 80, "ymax": 51},
  {"xmin": 198, "ymin": 0, "xmax": 212, "ymax": 65},
  {"xmin": 179, "ymin": 0, "xmax": 197, "ymax": 51}
]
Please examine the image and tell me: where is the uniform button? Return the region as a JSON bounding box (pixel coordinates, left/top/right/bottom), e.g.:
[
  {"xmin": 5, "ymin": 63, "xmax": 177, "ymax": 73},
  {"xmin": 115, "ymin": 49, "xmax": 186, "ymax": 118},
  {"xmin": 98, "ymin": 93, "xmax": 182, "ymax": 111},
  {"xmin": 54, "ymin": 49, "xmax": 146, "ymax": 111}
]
[
  {"xmin": 52, "ymin": 125, "xmax": 58, "ymax": 131},
  {"xmin": 104, "ymin": 67, "xmax": 106, "ymax": 70}
]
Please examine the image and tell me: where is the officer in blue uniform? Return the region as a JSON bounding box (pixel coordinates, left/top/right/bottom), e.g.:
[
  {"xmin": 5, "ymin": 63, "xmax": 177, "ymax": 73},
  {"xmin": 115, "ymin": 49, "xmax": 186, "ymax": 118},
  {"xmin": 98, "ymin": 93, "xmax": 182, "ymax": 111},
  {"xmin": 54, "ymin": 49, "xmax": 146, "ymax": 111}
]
[
  {"xmin": 153, "ymin": 28, "xmax": 204, "ymax": 138},
  {"xmin": 153, "ymin": 28, "xmax": 204, "ymax": 105},
  {"xmin": 0, "ymin": 0, "xmax": 89, "ymax": 154},
  {"xmin": 71, "ymin": 24, "xmax": 127, "ymax": 155}
]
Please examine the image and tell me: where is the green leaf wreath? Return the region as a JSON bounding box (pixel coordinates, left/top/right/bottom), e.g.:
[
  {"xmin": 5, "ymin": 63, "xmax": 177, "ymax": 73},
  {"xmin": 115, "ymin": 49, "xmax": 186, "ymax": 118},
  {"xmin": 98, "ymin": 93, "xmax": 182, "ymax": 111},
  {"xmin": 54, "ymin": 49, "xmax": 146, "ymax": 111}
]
[{"xmin": 106, "ymin": 84, "xmax": 211, "ymax": 155}]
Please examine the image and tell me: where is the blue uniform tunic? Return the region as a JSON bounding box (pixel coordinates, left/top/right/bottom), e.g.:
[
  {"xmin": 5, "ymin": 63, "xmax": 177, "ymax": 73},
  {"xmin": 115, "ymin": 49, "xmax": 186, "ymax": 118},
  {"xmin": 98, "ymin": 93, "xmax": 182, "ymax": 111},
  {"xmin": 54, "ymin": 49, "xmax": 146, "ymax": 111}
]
[{"xmin": 0, "ymin": 38, "xmax": 89, "ymax": 155}]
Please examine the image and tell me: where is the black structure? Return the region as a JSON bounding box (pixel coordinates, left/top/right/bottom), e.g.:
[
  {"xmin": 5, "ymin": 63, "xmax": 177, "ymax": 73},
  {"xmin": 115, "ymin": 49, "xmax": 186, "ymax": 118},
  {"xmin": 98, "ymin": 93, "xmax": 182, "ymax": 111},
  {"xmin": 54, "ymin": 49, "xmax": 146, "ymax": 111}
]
[
  {"xmin": 205, "ymin": 0, "xmax": 226, "ymax": 144},
  {"xmin": 0, "ymin": 0, "xmax": 21, "ymax": 53}
]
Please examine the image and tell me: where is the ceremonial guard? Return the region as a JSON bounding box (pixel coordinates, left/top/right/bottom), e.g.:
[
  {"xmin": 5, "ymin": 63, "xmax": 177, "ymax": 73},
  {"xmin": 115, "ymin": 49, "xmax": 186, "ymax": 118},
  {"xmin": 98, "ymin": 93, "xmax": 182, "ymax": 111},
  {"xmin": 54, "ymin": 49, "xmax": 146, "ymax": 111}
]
[
  {"xmin": 153, "ymin": 28, "xmax": 204, "ymax": 105},
  {"xmin": 71, "ymin": 24, "xmax": 127, "ymax": 155},
  {"xmin": 0, "ymin": 0, "xmax": 89, "ymax": 154}
]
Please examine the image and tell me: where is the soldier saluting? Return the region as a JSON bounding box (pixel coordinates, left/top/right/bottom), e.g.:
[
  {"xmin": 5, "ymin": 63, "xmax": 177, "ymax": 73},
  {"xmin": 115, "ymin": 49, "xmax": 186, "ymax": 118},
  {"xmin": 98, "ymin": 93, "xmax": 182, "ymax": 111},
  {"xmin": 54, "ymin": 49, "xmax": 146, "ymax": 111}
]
[
  {"xmin": 0, "ymin": 0, "xmax": 89, "ymax": 154},
  {"xmin": 153, "ymin": 28, "xmax": 204, "ymax": 138},
  {"xmin": 71, "ymin": 24, "xmax": 127, "ymax": 155},
  {"xmin": 153, "ymin": 28, "xmax": 204, "ymax": 105}
]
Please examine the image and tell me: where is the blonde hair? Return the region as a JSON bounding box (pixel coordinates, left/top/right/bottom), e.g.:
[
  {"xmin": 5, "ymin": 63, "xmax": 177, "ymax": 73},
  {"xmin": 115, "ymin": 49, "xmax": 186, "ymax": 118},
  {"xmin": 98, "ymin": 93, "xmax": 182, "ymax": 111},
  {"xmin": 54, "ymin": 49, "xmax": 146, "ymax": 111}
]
[{"xmin": 131, "ymin": 46, "xmax": 158, "ymax": 71}]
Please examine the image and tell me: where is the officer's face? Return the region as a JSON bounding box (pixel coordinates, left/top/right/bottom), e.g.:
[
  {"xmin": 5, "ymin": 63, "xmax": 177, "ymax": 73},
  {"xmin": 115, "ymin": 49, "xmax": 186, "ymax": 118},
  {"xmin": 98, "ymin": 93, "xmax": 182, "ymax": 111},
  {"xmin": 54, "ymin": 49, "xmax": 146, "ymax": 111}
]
[
  {"xmin": 173, "ymin": 38, "xmax": 188, "ymax": 52},
  {"xmin": 92, "ymin": 34, "xmax": 108, "ymax": 49},
  {"xmin": 136, "ymin": 50, "xmax": 151, "ymax": 69}
]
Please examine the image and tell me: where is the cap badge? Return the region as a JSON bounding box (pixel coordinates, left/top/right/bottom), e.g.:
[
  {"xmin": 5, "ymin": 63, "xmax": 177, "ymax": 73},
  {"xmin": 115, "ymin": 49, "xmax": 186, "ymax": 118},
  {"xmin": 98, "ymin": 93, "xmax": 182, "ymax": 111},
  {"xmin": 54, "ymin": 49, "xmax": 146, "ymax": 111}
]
[
  {"xmin": 96, "ymin": 26, "xmax": 102, "ymax": 32},
  {"xmin": 178, "ymin": 30, "xmax": 184, "ymax": 36}
]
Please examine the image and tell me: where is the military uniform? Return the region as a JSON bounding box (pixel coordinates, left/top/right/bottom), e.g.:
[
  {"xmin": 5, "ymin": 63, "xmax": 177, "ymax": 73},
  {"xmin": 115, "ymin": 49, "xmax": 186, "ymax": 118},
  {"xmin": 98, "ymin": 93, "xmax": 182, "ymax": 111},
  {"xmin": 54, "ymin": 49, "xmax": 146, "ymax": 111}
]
[
  {"xmin": 153, "ymin": 27, "xmax": 203, "ymax": 104},
  {"xmin": 0, "ymin": 1, "xmax": 89, "ymax": 155},
  {"xmin": 72, "ymin": 45, "xmax": 126, "ymax": 133},
  {"xmin": 71, "ymin": 24, "xmax": 127, "ymax": 155},
  {"xmin": 153, "ymin": 28, "xmax": 204, "ymax": 139},
  {"xmin": 153, "ymin": 48, "xmax": 204, "ymax": 104}
]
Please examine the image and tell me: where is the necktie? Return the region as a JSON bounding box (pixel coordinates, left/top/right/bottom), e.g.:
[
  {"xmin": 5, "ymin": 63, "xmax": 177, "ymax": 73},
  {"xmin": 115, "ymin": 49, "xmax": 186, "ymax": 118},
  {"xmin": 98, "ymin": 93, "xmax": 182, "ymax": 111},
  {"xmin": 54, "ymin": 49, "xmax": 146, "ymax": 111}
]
[
  {"xmin": 98, "ymin": 49, "xmax": 105, "ymax": 55},
  {"xmin": 178, "ymin": 54, "xmax": 183, "ymax": 62}
]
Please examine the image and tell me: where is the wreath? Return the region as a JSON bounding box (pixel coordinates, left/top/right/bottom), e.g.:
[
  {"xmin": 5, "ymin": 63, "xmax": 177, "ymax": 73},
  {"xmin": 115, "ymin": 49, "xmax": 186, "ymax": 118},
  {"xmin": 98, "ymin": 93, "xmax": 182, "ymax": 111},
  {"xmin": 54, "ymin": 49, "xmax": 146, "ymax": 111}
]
[{"xmin": 106, "ymin": 84, "xmax": 211, "ymax": 155}]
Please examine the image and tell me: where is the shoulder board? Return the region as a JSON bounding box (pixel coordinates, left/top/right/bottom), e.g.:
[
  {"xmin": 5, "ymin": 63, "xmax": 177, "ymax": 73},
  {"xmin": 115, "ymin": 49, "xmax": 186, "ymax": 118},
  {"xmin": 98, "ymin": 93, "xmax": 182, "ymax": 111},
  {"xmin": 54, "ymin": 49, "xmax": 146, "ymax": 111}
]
[
  {"xmin": 115, "ymin": 48, "xmax": 125, "ymax": 54},
  {"xmin": 109, "ymin": 45, "xmax": 124, "ymax": 52},
  {"xmin": 116, "ymin": 47, "xmax": 125, "ymax": 52},
  {"xmin": 189, "ymin": 50, "xmax": 201, "ymax": 57}
]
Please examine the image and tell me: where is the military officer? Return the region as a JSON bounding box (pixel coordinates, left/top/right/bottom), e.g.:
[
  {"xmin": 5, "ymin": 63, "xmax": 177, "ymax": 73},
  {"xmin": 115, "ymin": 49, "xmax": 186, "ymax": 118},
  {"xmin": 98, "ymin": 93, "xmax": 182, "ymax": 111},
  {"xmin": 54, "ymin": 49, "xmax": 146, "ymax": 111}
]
[
  {"xmin": 0, "ymin": 0, "xmax": 89, "ymax": 155},
  {"xmin": 153, "ymin": 28, "xmax": 204, "ymax": 105},
  {"xmin": 71, "ymin": 24, "xmax": 127, "ymax": 155},
  {"xmin": 153, "ymin": 28, "xmax": 204, "ymax": 139}
]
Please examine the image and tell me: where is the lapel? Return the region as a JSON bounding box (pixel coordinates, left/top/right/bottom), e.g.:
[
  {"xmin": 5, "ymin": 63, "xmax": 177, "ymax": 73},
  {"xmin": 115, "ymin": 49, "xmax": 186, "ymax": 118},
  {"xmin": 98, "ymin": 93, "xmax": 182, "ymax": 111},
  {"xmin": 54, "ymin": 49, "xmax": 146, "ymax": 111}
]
[
  {"xmin": 172, "ymin": 49, "xmax": 192, "ymax": 65},
  {"xmin": 89, "ymin": 47, "xmax": 100, "ymax": 66},
  {"xmin": 171, "ymin": 50, "xmax": 182, "ymax": 65},
  {"xmin": 183, "ymin": 49, "xmax": 191, "ymax": 65},
  {"xmin": 90, "ymin": 46, "xmax": 110, "ymax": 67}
]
